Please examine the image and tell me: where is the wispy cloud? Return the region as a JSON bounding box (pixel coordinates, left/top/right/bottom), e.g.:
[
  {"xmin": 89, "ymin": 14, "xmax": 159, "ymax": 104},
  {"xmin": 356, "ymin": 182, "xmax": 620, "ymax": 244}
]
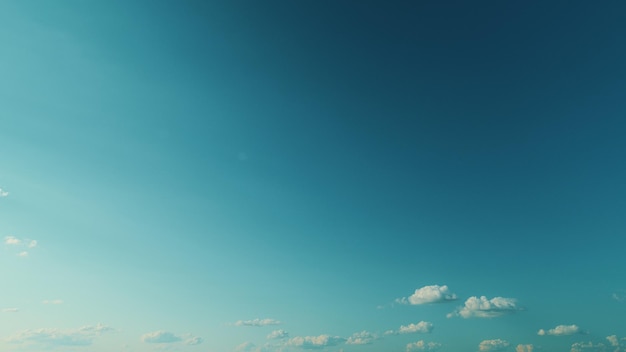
[
  {"xmin": 235, "ymin": 318, "xmax": 281, "ymax": 327},
  {"xmin": 4, "ymin": 236, "xmax": 38, "ymax": 257},
  {"xmin": 538, "ymin": 324, "xmax": 583, "ymax": 336},
  {"xmin": 141, "ymin": 331, "xmax": 182, "ymax": 344},
  {"xmin": 42, "ymin": 299, "xmax": 64, "ymax": 305},
  {"xmin": 267, "ymin": 329, "xmax": 289, "ymax": 340},
  {"xmin": 448, "ymin": 296, "xmax": 519, "ymax": 318},
  {"xmin": 236, "ymin": 342, "xmax": 269, "ymax": 352},
  {"xmin": 396, "ymin": 285, "xmax": 457, "ymax": 305},
  {"xmin": 2, "ymin": 308, "xmax": 19, "ymax": 313},
  {"xmin": 287, "ymin": 334, "xmax": 345, "ymax": 349},
  {"xmin": 516, "ymin": 344, "xmax": 534, "ymax": 352},
  {"xmin": 6, "ymin": 323, "xmax": 114, "ymax": 348},
  {"xmin": 406, "ymin": 340, "xmax": 441, "ymax": 351},
  {"xmin": 479, "ymin": 339, "xmax": 510, "ymax": 351},
  {"xmin": 0, "ymin": 188, "xmax": 9, "ymax": 197},
  {"xmin": 570, "ymin": 341, "xmax": 607, "ymax": 352},
  {"xmin": 346, "ymin": 331, "xmax": 377, "ymax": 345},
  {"xmin": 385, "ymin": 321, "xmax": 434, "ymax": 335},
  {"xmin": 4, "ymin": 236, "xmax": 20, "ymax": 245}
]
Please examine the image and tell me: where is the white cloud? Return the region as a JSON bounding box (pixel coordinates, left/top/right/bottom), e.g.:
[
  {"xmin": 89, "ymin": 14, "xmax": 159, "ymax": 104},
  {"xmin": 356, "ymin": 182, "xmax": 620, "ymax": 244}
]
[
  {"xmin": 538, "ymin": 324, "xmax": 582, "ymax": 336},
  {"xmin": 28, "ymin": 240, "xmax": 38, "ymax": 248},
  {"xmin": 386, "ymin": 321, "xmax": 434, "ymax": 335},
  {"xmin": 267, "ymin": 329, "xmax": 289, "ymax": 340},
  {"xmin": 287, "ymin": 335, "xmax": 345, "ymax": 349},
  {"xmin": 479, "ymin": 339, "xmax": 510, "ymax": 351},
  {"xmin": 607, "ymin": 335, "xmax": 619, "ymax": 347},
  {"xmin": 516, "ymin": 344, "xmax": 534, "ymax": 352},
  {"xmin": 346, "ymin": 331, "xmax": 376, "ymax": 345},
  {"xmin": 18, "ymin": 251, "xmax": 28, "ymax": 257},
  {"xmin": 406, "ymin": 340, "xmax": 442, "ymax": 351},
  {"xmin": 42, "ymin": 299, "xmax": 64, "ymax": 305},
  {"xmin": 570, "ymin": 341, "xmax": 607, "ymax": 352},
  {"xmin": 5, "ymin": 236, "xmax": 38, "ymax": 257},
  {"xmin": 448, "ymin": 296, "xmax": 519, "ymax": 318},
  {"xmin": 235, "ymin": 318, "xmax": 281, "ymax": 327},
  {"xmin": 397, "ymin": 285, "xmax": 457, "ymax": 305},
  {"xmin": 4, "ymin": 236, "xmax": 20, "ymax": 245},
  {"xmin": 141, "ymin": 331, "xmax": 182, "ymax": 344},
  {"xmin": 0, "ymin": 188, "xmax": 8, "ymax": 197},
  {"xmin": 6, "ymin": 323, "xmax": 113, "ymax": 347},
  {"xmin": 2, "ymin": 308, "xmax": 19, "ymax": 313},
  {"xmin": 184, "ymin": 336, "xmax": 204, "ymax": 345}
]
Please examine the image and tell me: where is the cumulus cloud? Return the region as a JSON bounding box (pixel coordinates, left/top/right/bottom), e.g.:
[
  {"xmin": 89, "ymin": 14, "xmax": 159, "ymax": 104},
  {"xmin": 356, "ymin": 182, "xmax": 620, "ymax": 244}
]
[
  {"xmin": 287, "ymin": 335, "xmax": 345, "ymax": 349},
  {"xmin": 538, "ymin": 325, "xmax": 583, "ymax": 336},
  {"xmin": 5, "ymin": 236, "xmax": 20, "ymax": 245},
  {"xmin": 406, "ymin": 340, "xmax": 442, "ymax": 351},
  {"xmin": 42, "ymin": 299, "xmax": 63, "ymax": 305},
  {"xmin": 2, "ymin": 308, "xmax": 19, "ymax": 313},
  {"xmin": 0, "ymin": 188, "xmax": 8, "ymax": 197},
  {"xmin": 516, "ymin": 344, "xmax": 534, "ymax": 352},
  {"xmin": 267, "ymin": 329, "xmax": 289, "ymax": 340},
  {"xmin": 386, "ymin": 321, "xmax": 434, "ymax": 335},
  {"xmin": 479, "ymin": 339, "xmax": 510, "ymax": 351},
  {"xmin": 448, "ymin": 296, "xmax": 519, "ymax": 318},
  {"xmin": 235, "ymin": 318, "xmax": 281, "ymax": 327},
  {"xmin": 346, "ymin": 331, "xmax": 376, "ymax": 345},
  {"xmin": 141, "ymin": 331, "xmax": 182, "ymax": 344},
  {"xmin": 570, "ymin": 341, "xmax": 607, "ymax": 352},
  {"xmin": 396, "ymin": 285, "xmax": 457, "ymax": 305},
  {"xmin": 6, "ymin": 323, "xmax": 113, "ymax": 347}
]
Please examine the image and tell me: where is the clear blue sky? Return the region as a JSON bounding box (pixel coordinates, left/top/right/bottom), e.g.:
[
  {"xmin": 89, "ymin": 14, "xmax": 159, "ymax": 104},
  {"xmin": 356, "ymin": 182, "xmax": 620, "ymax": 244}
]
[{"xmin": 1, "ymin": 1, "xmax": 625, "ymax": 351}]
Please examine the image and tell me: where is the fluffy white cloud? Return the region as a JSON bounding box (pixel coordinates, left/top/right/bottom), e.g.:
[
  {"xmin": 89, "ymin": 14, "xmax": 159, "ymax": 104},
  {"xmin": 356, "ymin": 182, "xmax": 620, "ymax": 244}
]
[
  {"xmin": 141, "ymin": 331, "xmax": 182, "ymax": 343},
  {"xmin": 386, "ymin": 321, "xmax": 434, "ymax": 335},
  {"xmin": 570, "ymin": 341, "xmax": 607, "ymax": 352},
  {"xmin": 406, "ymin": 340, "xmax": 442, "ymax": 351},
  {"xmin": 479, "ymin": 339, "xmax": 510, "ymax": 351},
  {"xmin": 346, "ymin": 331, "xmax": 376, "ymax": 345},
  {"xmin": 2, "ymin": 308, "xmax": 19, "ymax": 313},
  {"xmin": 397, "ymin": 285, "xmax": 457, "ymax": 305},
  {"xmin": 5, "ymin": 236, "xmax": 20, "ymax": 245},
  {"xmin": 42, "ymin": 299, "xmax": 63, "ymax": 305},
  {"xmin": 448, "ymin": 296, "xmax": 519, "ymax": 318},
  {"xmin": 0, "ymin": 188, "xmax": 8, "ymax": 197},
  {"xmin": 516, "ymin": 344, "xmax": 534, "ymax": 352},
  {"xmin": 235, "ymin": 318, "xmax": 281, "ymax": 327},
  {"xmin": 287, "ymin": 334, "xmax": 345, "ymax": 349},
  {"xmin": 538, "ymin": 325, "xmax": 582, "ymax": 336},
  {"xmin": 7, "ymin": 324, "xmax": 113, "ymax": 347},
  {"xmin": 267, "ymin": 329, "xmax": 289, "ymax": 339}
]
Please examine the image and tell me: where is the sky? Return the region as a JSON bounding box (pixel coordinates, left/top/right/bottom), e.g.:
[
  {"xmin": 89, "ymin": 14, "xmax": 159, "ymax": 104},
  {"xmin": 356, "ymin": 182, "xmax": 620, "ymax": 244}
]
[{"xmin": 1, "ymin": 1, "xmax": 626, "ymax": 351}]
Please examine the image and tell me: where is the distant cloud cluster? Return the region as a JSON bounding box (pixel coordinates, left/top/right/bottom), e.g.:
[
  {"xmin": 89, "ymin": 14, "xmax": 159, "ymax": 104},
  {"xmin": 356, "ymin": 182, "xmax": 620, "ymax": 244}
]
[
  {"xmin": 396, "ymin": 285, "xmax": 457, "ymax": 305},
  {"xmin": 4, "ymin": 235, "xmax": 38, "ymax": 257},
  {"xmin": 267, "ymin": 329, "xmax": 289, "ymax": 340},
  {"xmin": 406, "ymin": 340, "xmax": 441, "ymax": 351},
  {"xmin": 516, "ymin": 344, "xmax": 534, "ymax": 352},
  {"xmin": 479, "ymin": 339, "xmax": 510, "ymax": 351},
  {"xmin": 538, "ymin": 324, "xmax": 582, "ymax": 336},
  {"xmin": 236, "ymin": 318, "xmax": 281, "ymax": 327},
  {"xmin": 7, "ymin": 324, "xmax": 113, "ymax": 347},
  {"xmin": 448, "ymin": 296, "xmax": 519, "ymax": 318},
  {"xmin": 141, "ymin": 330, "xmax": 203, "ymax": 345},
  {"xmin": 287, "ymin": 334, "xmax": 345, "ymax": 349},
  {"xmin": 570, "ymin": 341, "xmax": 606, "ymax": 352},
  {"xmin": 346, "ymin": 331, "xmax": 376, "ymax": 345}
]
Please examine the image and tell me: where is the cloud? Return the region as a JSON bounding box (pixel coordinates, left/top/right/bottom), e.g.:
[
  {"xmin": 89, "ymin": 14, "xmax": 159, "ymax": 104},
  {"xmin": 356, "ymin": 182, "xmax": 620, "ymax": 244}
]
[
  {"xmin": 406, "ymin": 340, "xmax": 442, "ymax": 351},
  {"xmin": 287, "ymin": 335, "xmax": 345, "ymax": 349},
  {"xmin": 346, "ymin": 331, "xmax": 376, "ymax": 345},
  {"xmin": 386, "ymin": 321, "xmax": 434, "ymax": 335},
  {"xmin": 516, "ymin": 344, "xmax": 534, "ymax": 352},
  {"xmin": 6, "ymin": 323, "xmax": 113, "ymax": 347},
  {"xmin": 267, "ymin": 329, "xmax": 289, "ymax": 340},
  {"xmin": 42, "ymin": 299, "xmax": 63, "ymax": 305},
  {"xmin": 612, "ymin": 291, "xmax": 626, "ymax": 303},
  {"xmin": 141, "ymin": 331, "xmax": 182, "ymax": 344},
  {"xmin": 4, "ymin": 236, "xmax": 38, "ymax": 257},
  {"xmin": 28, "ymin": 240, "xmax": 38, "ymax": 248},
  {"xmin": 2, "ymin": 308, "xmax": 19, "ymax": 313},
  {"xmin": 570, "ymin": 341, "xmax": 607, "ymax": 352},
  {"xmin": 538, "ymin": 324, "xmax": 583, "ymax": 336},
  {"xmin": 4, "ymin": 236, "xmax": 20, "ymax": 245},
  {"xmin": 396, "ymin": 285, "xmax": 457, "ymax": 305},
  {"xmin": 479, "ymin": 339, "xmax": 510, "ymax": 351},
  {"xmin": 184, "ymin": 336, "xmax": 204, "ymax": 345},
  {"xmin": 236, "ymin": 342, "xmax": 269, "ymax": 352},
  {"xmin": 235, "ymin": 318, "xmax": 281, "ymax": 327},
  {"xmin": 0, "ymin": 188, "xmax": 8, "ymax": 197},
  {"xmin": 18, "ymin": 251, "xmax": 28, "ymax": 257},
  {"xmin": 448, "ymin": 296, "xmax": 519, "ymax": 318}
]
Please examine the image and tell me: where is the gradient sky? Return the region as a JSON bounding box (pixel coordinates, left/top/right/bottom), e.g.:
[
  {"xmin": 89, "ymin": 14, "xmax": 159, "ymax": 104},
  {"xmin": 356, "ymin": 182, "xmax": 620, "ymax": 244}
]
[{"xmin": 1, "ymin": 1, "xmax": 626, "ymax": 351}]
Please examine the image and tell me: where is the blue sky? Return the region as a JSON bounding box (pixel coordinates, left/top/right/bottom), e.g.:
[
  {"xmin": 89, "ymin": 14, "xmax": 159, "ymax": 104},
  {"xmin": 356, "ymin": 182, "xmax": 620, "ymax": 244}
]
[{"xmin": 1, "ymin": 1, "xmax": 626, "ymax": 351}]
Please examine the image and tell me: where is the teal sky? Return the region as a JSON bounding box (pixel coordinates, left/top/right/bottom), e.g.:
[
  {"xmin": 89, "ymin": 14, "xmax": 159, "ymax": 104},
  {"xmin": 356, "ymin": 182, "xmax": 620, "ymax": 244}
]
[{"xmin": 1, "ymin": 1, "xmax": 626, "ymax": 351}]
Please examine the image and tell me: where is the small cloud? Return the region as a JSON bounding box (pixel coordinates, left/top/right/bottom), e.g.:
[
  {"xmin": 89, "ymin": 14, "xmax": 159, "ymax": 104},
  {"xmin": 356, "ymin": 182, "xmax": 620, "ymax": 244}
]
[
  {"xmin": 7, "ymin": 324, "xmax": 113, "ymax": 347},
  {"xmin": 612, "ymin": 291, "xmax": 626, "ymax": 303},
  {"xmin": 479, "ymin": 339, "xmax": 510, "ymax": 351},
  {"xmin": 236, "ymin": 342, "xmax": 269, "ymax": 352},
  {"xmin": 570, "ymin": 341, "xmax": 607, "ymax": 352},
  {"xmin": 449, "ymin": 296, "xmax": 519, "ymax": 318},
  {"xmin": 0, "ymin": 188, "xmax": 9, "ymax": 197},
  {"xmin": 406, "ymin": 340, "xmax": 441, "ymax": 351},
  {"xmin": 42, "ymin": 299, "xmax": 63, "ymax": 305},
  {"xmin": 235, "ymin": 318, "xmax": 281, "ymax": 327},
  {"xmin": 18, "ymin": 251, "xmax": 28, "ymax": 257},
  {"xmin": 346, "ymin": 331, "xmax": 376, "ymax": 345},
  {"xmin": 5, "ymin": 236, "xmax": 38, "ymax": 257},
  {"xmin": 267, "ymin": 329, "xmax": 289, "ymax": 340},
  {"xmin": 184, "ymin": 336, "xmax": 204, "ymax": 345},
  {"xmin": 516, "ymin": 344, "xmax": 534, "ymax": 352},
  {"xmin": 2, "ymin": 308, "xmax": 19, "ymax": 313},
  {"xmin": 28, "ymin": 240, "xmax": 38, "ymax": 248},
  {"xmin": 141, "ymin": 331, "xmax": 182, "ymax": 344},
  {"xmin": 396, "ymin": 285, "xmax": 457, "ymax": 305},
  {"xmin": 538, "ymin": 324, "xmax": 583, "ymax": 336},
  {"xmin": 387, "ymin": 321, "xmax": 434, "ymax": 335},
  {"xmin": 287, "ymin": 335, "xmax": 345, "ymax": 349},
  {"xmin": 5, "ymin": 236, "xmax": 20, "ymax": 245}
]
